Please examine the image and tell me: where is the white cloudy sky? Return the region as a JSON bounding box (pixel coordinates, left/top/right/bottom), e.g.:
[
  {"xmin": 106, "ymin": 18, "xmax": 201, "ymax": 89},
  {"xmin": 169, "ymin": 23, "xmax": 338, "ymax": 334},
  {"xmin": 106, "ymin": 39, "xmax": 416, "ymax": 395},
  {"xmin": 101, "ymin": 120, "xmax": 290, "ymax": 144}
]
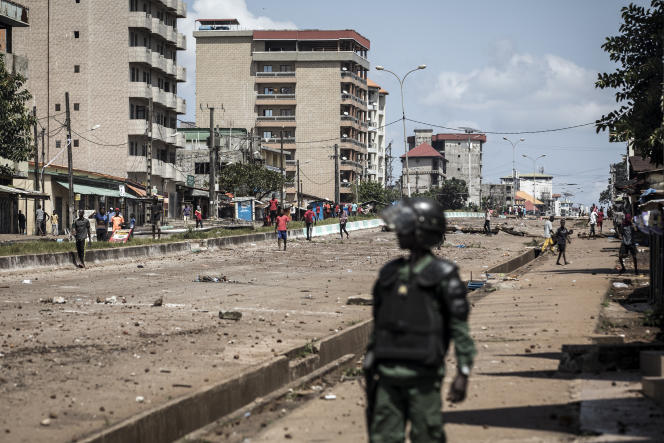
[{"xmin": 180, "ymin": 0, "xmax": 648, "ymax": 207}]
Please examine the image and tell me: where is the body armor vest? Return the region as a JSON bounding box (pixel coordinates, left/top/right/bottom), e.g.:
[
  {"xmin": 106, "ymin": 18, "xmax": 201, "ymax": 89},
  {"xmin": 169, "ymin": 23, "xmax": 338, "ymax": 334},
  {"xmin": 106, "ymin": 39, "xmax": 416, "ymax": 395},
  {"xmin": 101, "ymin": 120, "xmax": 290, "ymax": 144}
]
[{"xmin": 373, "ymin": 257, "xmax": 452, "ymax": 367}]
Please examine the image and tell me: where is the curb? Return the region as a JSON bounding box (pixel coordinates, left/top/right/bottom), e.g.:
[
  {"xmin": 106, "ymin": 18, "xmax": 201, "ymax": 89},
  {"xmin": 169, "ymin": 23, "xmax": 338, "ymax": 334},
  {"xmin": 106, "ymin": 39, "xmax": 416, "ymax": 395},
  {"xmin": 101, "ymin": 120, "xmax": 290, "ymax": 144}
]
[
  {"xmin": 0, "ymin": 219, "xmax": 384, "ymax": 272},
  {"xmin": 78, "ymin": 319, "xmax": 373, "ymax": 443},
  {"xmin": 486, "ymin": 248, "xmax": 540, "ymax": 275}
]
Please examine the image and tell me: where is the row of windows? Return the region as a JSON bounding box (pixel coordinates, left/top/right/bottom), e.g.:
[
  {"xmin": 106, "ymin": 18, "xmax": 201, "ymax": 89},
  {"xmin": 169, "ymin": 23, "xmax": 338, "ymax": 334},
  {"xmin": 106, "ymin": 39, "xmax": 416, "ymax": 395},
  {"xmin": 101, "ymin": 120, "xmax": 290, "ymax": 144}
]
[
  {"xmin": 262, "ymin": 65, "xmax": 294, "ymax": 72},
  {"xmin": 128, "ymin": 142, "xmax": 176, "ymax": 163},
  {"xmin": 54, "ymin": 139, "xmax": 79, "ymax": 148},
  {"xmin": 54, "ymin": 103, "xmax": 80, "ymax": 112},
  {"xmin": 130, "ymin": 67, "xmax": 177, "ymax": 93},
  {"xmin": 129, "ymin": 104, "xmax": 176, "ymax": 127},
  {"xmin": 261, "ymin": 109, "xmax": 294, "ymax": 117},
  {"xmin": 262, "ymin": 87, "xmax": 293, "ymax": 94},
  {"xmin": 262, "ymin": 131, "xmax": 294, "ymax": 139}
]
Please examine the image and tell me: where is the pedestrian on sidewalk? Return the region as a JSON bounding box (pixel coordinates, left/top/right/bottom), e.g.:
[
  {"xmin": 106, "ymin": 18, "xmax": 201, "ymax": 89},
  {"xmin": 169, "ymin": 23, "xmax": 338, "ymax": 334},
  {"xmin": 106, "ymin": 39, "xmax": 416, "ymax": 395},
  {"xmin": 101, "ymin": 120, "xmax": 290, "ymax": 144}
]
[
  {"xmin": 90, "ymin": 207, "xmax": 108, "ymax": 242},
  {"xmin": 50, "ymin": 211, "xmax": 59, "ymax": 236},
  {"xmin": 598, "ymin": 208, "xmax": 604, "ymax": 233},
  {"xmin": 365, "ymin": 198, "xmax": 476, "ymax": 442},
  {"xmin": 269, "ymin": 195, "xmax": 278, "ymax": 225},
  {"xmin": 111, "ymin": 210, "xmax": 124, "ymax": 237},
  {"xmin": 589, "ymin": 208, "xmax": 597, "ymax": 239},
  {"xmin": 35, "ymin": 204, "xmax": 49, "ymax": 236},
  {"xmin": 618, "ymin": 214, "xmax": 639, "ymax": 275},
  {"xmin": 541, "ymin": 215, "xmax": 556, "ymax": 254},
  {"xmin": 195, "ymin": 206, "xmax": 203, "ymax": 229},
  {"xmin": 351, "ymin": 202, "xmax": 358, "ymax": 217},
  {"xmin": 483, "ymin": 208, "xmax": 491, "ymax": 235},
  {"xmin": 555, "ymin": 219, "xmax": 572, "ymax": 265},
  {"xmin": 304, "ymin": 207, "xmax": 315, "ymax": 240},
  {"xmin": 151, "ymin": 197, "xmax": 162, "ymax": 240},
  {"xmin": 17, "ymin": 210, "xmax": 26, "ymax": 235},
  {"xmin": 275, "ymin": 208, "xmax": 289, "ymax": 251},
  {"xmin": 183, "ymin": 204, "xmax": 191, "ymax": 226},
  {"xmin": 71, "ymin": 209, "xmax": 92, "ymax": 268},
  {"xmin": 339, "ymin": 208, "xmax": 349, "ymax": 239}
]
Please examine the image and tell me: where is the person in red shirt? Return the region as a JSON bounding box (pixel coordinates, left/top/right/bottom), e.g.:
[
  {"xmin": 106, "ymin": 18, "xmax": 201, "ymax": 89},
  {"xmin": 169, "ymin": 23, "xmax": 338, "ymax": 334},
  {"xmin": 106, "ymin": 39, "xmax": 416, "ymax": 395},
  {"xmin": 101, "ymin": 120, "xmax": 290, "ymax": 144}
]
[
  {"xmin": 335, "ymin": 203, "xmax": 340, "ymax": 217},
  {"xmin": 269, "ymin": 196, "xmax": 279, "ymax": 226},
  {"xmin": 275, "ymin": 208, "xmax": 289, "ymax": 251},
  {"xmin": 598, "ymin": 208, "xmax": 604, "ymax": 233},
  {"xmin": 316, "ymin": 205, "xmax": 322, "ymax": 224},
  {"xmin": 304, "ymin": 207, "xmax": 315, "ymax": 240}
]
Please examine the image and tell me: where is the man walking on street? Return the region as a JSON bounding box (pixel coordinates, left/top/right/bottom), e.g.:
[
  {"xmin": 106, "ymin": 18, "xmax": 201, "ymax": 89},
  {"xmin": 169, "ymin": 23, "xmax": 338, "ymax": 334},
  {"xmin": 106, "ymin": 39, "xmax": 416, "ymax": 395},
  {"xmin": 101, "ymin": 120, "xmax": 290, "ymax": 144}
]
[
  {"xmin": 90, "ymin": 207, "xmax": 108, "ymax": 242},
  {"xmin": 555, "ymin": 219, "xmax": 572, "ymax": 265},
  {"xmin": 339, "ymin": 207, "xmax": 349, "ymax": 239},
  {"xmin": 51, "ymin": 211, "xmax": 59, "ymax": 236},
  {"xmin": 269, "ymin": 195, "xmax": 279, "ymax": 225},
  {"xmin": 484, "ymin": 208, "xmax": 491, "ymax": 235},
  {"xmin": 542, "ymin": 215, "xmax": 556, "ymax": 254},
  {"xmin": 195, "ymin": 205, "xmax": 203, "ymax": 229},
  {"xmin": 183, "ymin": 204, "xmax": 191, "ymax": 226},
  {"xmin": 17, "ymin": 210, "xmax": 26, "ymax": 235},
  {"xmin": 304, "ymin": 206, "xmax": 315, "ymax": 240},
  {"xmin": 619, "ymin": 214, "xmax": 639, "ymax": 275},
  {"xmin": 35, "ymin": 204, "xmax": 49, "ymax": 236},
  {"xmin": 72, "ymin": 209, "xmax": 92, "ymax": 268},
  {"xmin": 151, "ymin": 197, "xmax": 162, "ymax": 240},
  {"xmin": 365, "ymin": 198, "xmax": 475, "ymax": 442},
  {"xmin": 275, "ymin": 208, "xmax": 289, "ymax": 251},
  {"xmin": 589, "ymin": 208, "xmax": 597, "ymax": 239}
]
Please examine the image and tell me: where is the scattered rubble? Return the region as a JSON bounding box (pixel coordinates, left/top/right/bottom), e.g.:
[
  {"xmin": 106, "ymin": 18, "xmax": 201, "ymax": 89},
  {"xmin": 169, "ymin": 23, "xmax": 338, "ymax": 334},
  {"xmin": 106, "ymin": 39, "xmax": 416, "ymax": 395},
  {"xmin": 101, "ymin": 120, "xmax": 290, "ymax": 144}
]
[
  {"xmin": 347, "ymin": 297, "xmax": 372, "ymax": 306},
  {"xmin": 219, "ymin": 310, "xmax": 243, "ymax": 321}
]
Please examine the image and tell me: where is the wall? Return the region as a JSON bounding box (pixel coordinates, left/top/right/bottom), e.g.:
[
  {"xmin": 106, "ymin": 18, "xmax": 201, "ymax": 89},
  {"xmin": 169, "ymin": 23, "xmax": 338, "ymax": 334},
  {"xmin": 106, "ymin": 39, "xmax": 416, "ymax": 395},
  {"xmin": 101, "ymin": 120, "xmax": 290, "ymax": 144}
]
[{"xmin": 442, "ymin": 140, "xmax": 482, "ymax": 206}]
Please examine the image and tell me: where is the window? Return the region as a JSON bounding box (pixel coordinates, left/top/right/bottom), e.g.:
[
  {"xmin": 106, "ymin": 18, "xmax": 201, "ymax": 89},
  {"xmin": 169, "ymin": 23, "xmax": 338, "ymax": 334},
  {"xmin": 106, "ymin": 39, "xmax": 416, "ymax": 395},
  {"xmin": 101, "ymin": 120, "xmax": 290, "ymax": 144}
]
[
  {"xmin": 55, "ymin": 140, "xmax": 62, "ymax": 148},
  {"xmin": 76, "ymin": 0, "xmax": 80, "ymax": 3},
  {"xmin": 130, "ymin": 67, "xmax": 139, "ymax": 82},
  {"xmin": 74, "ymin": 65, "xmax": 80, "ymax": 73},
  {"xmin": 263, "ymin": 65, "xmax": 272, "ymax": 72},
  {"xmin": 74, "ymin": 103, "xmax": 79, "ymax": 111},
  {"xmin": 73, "ymin": 139, "xmax": 79, "ymax": 147},
  {"xmin": 195, "ymin": 162, "xmax": 210, "ymax": 175},
  {"xmin": 263, "ymin": 87, "xmax": 274, "ymax": 94},
  {"xmin": 129, "ymin": 32, "xmax": 138, "ymax": 47},
  {"xmin": 280, "ymin": 65, "xmax": 293, "ymax": 72},
  {"xmin": 74, "ymin": 31, "xmax": 79, "ymax": 38},
  {"xmin": 129, "ymin": 141, "xmax": 146, "ymax": 156},
  {"xmin": 262, "ymin": 131, "xmax": 272, "ymax": 139},
  {"xmin": 130, "ymin": 0, "xmax": 137, "ymax": 11},
  {"xmin": 55, "ymin": 104, "xmax": 61, "ymax": 112},
  {"xmin": 135, "ymin": 105, "xmax": 146, "ymax": 119},
  {"xmin": 263, "ymin": 109, "xmax": 272, "ymax": 117},
  {"xmin": 280, "ymin": 109, "xmax": 293, "ymax": 116}
]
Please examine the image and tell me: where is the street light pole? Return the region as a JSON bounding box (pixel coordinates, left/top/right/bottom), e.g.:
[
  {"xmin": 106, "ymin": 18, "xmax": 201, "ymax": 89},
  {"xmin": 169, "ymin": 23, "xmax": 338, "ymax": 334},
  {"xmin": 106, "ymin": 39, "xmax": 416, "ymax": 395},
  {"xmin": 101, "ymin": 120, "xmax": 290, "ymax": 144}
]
[
  {"xmin": 502, "ymin": 137, "xmax": 525, "ymax": 209},
  {"xmin": 522, "ymin": 153, "xmax": 546, "ymax": 199},
  {"xmin": 375, "ymin": 64, "xmax": 426, "ymax": 198}
]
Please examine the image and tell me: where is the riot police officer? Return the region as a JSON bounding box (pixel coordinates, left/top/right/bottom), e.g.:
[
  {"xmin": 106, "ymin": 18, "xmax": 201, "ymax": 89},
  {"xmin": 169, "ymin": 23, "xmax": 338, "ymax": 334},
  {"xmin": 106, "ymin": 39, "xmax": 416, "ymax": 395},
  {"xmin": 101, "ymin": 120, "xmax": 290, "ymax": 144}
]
[{"xmin": 364, "ymin": 197, "xmax": 476, "ymax": 442}]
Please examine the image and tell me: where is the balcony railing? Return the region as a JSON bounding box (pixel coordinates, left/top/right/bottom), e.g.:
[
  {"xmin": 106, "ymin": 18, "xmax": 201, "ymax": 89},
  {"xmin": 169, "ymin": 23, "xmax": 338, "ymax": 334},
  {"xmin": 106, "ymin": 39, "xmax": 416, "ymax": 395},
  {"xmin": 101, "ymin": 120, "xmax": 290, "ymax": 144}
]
[
  {"xmin": 256, "ymin": 93, "xmax": 295, "ymax": 99},
  {"xmin": 285, "ymin": 159, "xmax": 297, "ymax": 166},
  {"xmin": 257, "ymin": 115, "xmax": 295, "ymax": 121},
  {"xmin": 256, "ymin": 71, "xmax": 296, "ymax": 77},
  {"xmin": 341, "ymin": 71, "xmax": 367, "ymax": 84},
  {"xmin": 340, "ymin": 115, "xmax": 359, "ymax": 124},
  {"xmin": 340, "ymin": 138, "xmax": 366, "ymax": 148},
  {"xmin": 262, "ymin": 137, "xmax": 295, "ymax": 144},
  {"xmin": 341, "ymin": 93, "xmax": 366, "ymax": 107},
  {"xmin": 341, "ymin": 159, "xmax": 363, "ymax": 169}
]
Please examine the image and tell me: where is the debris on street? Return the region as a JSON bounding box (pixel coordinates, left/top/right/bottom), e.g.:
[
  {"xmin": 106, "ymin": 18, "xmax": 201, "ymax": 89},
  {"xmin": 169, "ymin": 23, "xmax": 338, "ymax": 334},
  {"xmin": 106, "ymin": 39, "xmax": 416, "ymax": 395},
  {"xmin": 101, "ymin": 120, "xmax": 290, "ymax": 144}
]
[{"xmin": 219, "ymin": 310, "xmax": 243, "ymax": 321}]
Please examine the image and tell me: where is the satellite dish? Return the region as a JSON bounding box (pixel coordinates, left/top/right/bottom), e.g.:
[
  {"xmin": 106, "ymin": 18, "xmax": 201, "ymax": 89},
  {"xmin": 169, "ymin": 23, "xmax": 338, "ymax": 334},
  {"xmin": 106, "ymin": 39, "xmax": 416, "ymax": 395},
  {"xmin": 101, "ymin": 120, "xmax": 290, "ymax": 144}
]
[
  {"xmin": 342, "ymin": 134, "xmax": 348, "ymax": 138},
  {"xmin": 342, "ymin": 90, "xmax": 348, "ymax": 94},
  {"xmin": 342, "ymin": 67, "xmax": 348, "ymax": 71},
  {"xmin": 343, "ymin": 111, "xmax": 349, "ymax": 116}
]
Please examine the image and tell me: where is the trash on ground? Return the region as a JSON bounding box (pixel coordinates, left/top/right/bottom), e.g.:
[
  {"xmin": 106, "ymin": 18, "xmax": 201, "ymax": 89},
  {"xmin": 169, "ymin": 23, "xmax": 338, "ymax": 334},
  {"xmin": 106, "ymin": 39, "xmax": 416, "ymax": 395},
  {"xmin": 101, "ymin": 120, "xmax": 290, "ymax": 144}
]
[
  {"xmin": 22, "ymin": 279, "xmax": 31, "ymax": 284},
  {"xmin": 456, "ymin": 244, "xmax": 466, "ymax": 248},
  {"xmin": 219, "ymin": 310, "xmax": 242, "ymax": 321},
  {"xmin": 40, "ymin": 297, "xmax": 66, "ymax": 304},
  {"xmin": 323, "ymin": 394, "xmax": 337, "ymax": 400},
  {"xmin": 612, "ymin": 282, "xmax": 629, "ymax": 288},
  {"xmin": 152, "ymin": 297, "xmax": 163, "ymax": 307},
  {"xmin": 347, "ymin": 297, "xmax": 372, "ymax": 306},
  {"xmin": 135, "ymin": 396, "xmax": 144, "ymax": 403}
]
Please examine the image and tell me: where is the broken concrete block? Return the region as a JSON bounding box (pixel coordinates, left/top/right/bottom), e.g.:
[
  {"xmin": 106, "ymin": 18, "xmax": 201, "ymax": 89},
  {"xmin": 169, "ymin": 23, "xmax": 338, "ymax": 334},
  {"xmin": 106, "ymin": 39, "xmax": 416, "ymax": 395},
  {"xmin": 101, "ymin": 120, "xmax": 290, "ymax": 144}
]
[
  {"xmin": 347, "ymin": 297, "xmax": 372, "ymax": 306},
  {"xmin": 219, "ymin": 310, "xmax": 242, "ymax": 321},
  {"xmin": 640, "ymin": 351, "xmax": 664, "ymax": 377}
]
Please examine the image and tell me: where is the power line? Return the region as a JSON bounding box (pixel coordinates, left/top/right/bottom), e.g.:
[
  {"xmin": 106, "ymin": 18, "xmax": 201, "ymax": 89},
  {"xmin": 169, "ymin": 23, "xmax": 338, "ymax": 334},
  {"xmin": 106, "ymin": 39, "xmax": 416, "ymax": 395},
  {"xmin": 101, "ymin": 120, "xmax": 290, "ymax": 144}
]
[{"xmin": 404, "ymin": 118, "xmax": 596, "ymax": 135}]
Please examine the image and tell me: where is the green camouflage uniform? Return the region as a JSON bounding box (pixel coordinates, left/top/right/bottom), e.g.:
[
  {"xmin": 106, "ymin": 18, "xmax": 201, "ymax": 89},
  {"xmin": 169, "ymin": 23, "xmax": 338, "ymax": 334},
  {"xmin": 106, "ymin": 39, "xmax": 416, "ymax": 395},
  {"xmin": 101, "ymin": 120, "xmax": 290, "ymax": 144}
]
[{"xmin": 369, "ymin": 253, "xmax": 476, "ymax": 443}]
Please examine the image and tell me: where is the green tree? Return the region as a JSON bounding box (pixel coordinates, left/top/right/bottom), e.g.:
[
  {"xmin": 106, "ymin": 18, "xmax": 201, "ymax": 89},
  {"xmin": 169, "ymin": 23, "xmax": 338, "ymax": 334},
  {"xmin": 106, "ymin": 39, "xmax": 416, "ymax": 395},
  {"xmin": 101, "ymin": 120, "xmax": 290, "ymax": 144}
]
[
  {"xmin": 599, "ymin": 187, "xmax": 611, "ymax": 205},
  {"xmin": 422, "ymin": 178, "xmax": 468, "ymax": 210},
  {"xmin": 218, "ymin": 163, "xmax": 285, "ymax": 200},
  {"xmin": 0, "ymin": 54, "xmax": 35, "ymax": 177},
  {"xmin": 595, "ymin": 1, "xmax": 664, "ymax": 165}
]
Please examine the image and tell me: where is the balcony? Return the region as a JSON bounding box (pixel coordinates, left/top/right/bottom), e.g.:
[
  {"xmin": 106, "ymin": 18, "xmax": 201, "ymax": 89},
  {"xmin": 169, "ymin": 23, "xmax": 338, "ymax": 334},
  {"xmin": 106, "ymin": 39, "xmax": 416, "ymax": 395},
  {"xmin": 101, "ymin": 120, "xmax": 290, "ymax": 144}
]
[
  {"xmin": 341, "ymin": 70, "xmax": 367, "ymax": 85},
  {"xmin": 161, "ymin": 162, "xmax": 176, "ymax": 180},
  {"xmin": 176, "ymin": 32, "xmax": 186, "ymax": 50},
  {"xmin": 262, "ymin": 137, "xmax": 295, "ymax": 145},
  {"xmin": 174, "ymin": 132, "xmax": 185, "ymax": 148},
  {"xmin": 164, "ymin": 92, "xmax": 177, "ymax": 110},
  {"xmin": 176, "ymin": 0, "xmax": 186, "ymax": 17},
  {"xmin": 2, "ymin": 52, "xmax": 28, "ymax": 78},
  {"xmin": 340, "ymin": 138, "xmax": 367, "ymax": 149},
  {"xmin": 367, "ymin": 143, "xmax": 378, "ymax": 154},
  {"xmin": 129, "ymin": 82, "xmax": 151, "ymax": 99},
  {"xmin": 128, "ymin": 119, "xmax": 148, "ymax": 136},
  {"xmin": 176, "ymin": 64, "xmax": 186, "ymax": 82},
  {"xmin": 128, "ymin": 11, "xmax": 151, "ymax": 30},
  {"xmin": 163, "ymin": 0, "xmax": 177, "ymax": 10},
  {"xmin": 253, "ymin": 51, "xmax": 368, "ymax": 69},
  {"xmin": 165, "ymin": 58, "xmax": 176, "ymax": 77},
  {"xmin": 165, "ymin": 26, "xmax": 176, "ymax": 44},
  {"xmin": 151, "ymin": 51, "xmax": 167, "ymax": 72},
  {"xmin": 176, "ymin": 97, "xmax": 186, "ymax": 114},
  {"xmin": 341, "ymin": 93, "xmax": 367, "ymax": 109},
  {"xmin": 255, "ymin": 93, "xmax": 296, "ymax": 105},
  {"xmin": 128, "ymin": 46, "xmax": 151, "ymax": 65},
  {"xmin": 256, "ymin": 115, "xmax": 296, "ymax": 127},
  {"xmin": 151, "ymin": 17, "xmax": 168, "ymax": 40},
  {"xmin": 0, "ymin": 0, "xmax": 29, "ymax": 26},
  {"xmin": 126, "ymin": 155, "xmax": 147, "ymax": 173},
  {"xmin": 255, "ymin": 71, "xmax": 295, "ymax": 84}
]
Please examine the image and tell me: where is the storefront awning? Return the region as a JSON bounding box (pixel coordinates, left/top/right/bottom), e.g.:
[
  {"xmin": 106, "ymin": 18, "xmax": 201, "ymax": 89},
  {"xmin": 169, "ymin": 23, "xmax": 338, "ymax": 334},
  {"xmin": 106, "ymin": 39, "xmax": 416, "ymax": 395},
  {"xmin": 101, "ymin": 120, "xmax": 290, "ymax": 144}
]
[
  {"xmin": 0, "ymin": 184, "xmax": 50, "ymax": 199},
  {"xmin": 191, "ymin": 189, "xmax": 209, "ymax": 197},
  {"xmin": 56, "ymin": 181, "xmax": 136, "ymax": 199},
  {"xmin": 126, "ymin": 183, "xmax": 146, "ymax": 197}
]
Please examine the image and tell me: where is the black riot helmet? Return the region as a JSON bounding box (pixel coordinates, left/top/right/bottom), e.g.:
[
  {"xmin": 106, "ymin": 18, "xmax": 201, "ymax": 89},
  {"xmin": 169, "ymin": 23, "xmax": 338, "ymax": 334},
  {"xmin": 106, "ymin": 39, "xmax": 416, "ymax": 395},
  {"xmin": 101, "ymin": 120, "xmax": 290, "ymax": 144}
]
[{"xmin": 381, "ymin": 198, "xmax": 446, "ymax": 248}]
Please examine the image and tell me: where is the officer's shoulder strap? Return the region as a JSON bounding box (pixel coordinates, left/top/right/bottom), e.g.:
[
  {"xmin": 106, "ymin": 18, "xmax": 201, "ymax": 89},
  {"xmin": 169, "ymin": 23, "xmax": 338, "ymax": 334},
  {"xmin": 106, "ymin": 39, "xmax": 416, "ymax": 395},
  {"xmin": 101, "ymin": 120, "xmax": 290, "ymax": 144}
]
[
  {"xmin": 417, "ymin": 257, "xmax": 458, "ymax": 287},
  {"xmin": 378, "ymin": 257, "xmax": 406, "ymax": 282}
]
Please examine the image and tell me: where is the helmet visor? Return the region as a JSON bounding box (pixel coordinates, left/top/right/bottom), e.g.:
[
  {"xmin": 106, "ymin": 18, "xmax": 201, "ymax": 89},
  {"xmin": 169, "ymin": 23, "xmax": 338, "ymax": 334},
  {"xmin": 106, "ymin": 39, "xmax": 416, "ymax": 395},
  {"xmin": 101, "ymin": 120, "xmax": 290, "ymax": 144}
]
[{"xmin": 381, "ymin": 202, "xmax": 416, "ymax": 234}]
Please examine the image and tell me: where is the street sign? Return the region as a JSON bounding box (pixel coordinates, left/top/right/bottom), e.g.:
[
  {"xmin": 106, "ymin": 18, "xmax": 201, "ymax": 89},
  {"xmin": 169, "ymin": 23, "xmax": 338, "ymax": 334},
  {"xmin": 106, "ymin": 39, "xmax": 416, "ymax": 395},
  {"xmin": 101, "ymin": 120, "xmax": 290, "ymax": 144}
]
[
  {"xmin": 186, "ymin": 175, "xmax": 195, "ymax": 187},
  {"xmin": 119, "ymin": 184, "xmax": 125, "ymax": 197}
]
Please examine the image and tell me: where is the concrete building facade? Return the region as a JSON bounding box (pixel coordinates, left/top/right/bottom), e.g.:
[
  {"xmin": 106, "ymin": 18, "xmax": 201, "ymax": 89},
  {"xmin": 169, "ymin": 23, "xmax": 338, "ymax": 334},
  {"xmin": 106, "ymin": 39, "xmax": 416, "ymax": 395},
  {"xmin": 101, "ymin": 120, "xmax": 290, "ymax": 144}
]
[
  {"xmin": 366, "ymin": 78, "xmax": 387, "ymax": 185},
  {"xmin": 408, "ymin": 129, "xmax": 486, "ymax": 206},
  {"xmin": 13, "ymin": 0, "xmax": 188, "ymax": 221},
  {"xmin": 400, "ymin": 143, "xmax": 445, "ymax": 194},
  {"xmin": 194, "ymin": 20, "xmax": 370, "ymax": 203},
  {"xmin": 500, "ymin": 173, "xmax": 553, "ymax": 203}
]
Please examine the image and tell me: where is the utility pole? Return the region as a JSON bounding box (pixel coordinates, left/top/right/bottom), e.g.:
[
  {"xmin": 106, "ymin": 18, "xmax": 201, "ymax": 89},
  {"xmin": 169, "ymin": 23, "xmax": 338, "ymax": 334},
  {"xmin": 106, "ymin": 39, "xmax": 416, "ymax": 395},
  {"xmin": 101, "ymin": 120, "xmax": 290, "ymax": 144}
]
[
  {"xmin": 146, "ymin": 97, "xmax": 153, "ymax": 225},
  {"xmin": 65, "ymin": 92, "xmax": 74, "ymax": 227},
  {"xmin": 40, "ymin": 128, "xmax": 45, "ymax": 210},
  {"xmin": 334, "ymin": 144, "xmax": 340, "ymax": 204},
  {"xmin": 32, "ymin": 107, "xmax": 39, "ymax": 232},
  {"xmin": 280, "ymin": 130, "xmax": 284, "ymax": 206},
  {"xmin": 208, "ymin": 107, "xmax": 217, "ymax": 220},
  {"xmin": 296, "ymin": 159, "xmax": 301, "ymax": 219}
]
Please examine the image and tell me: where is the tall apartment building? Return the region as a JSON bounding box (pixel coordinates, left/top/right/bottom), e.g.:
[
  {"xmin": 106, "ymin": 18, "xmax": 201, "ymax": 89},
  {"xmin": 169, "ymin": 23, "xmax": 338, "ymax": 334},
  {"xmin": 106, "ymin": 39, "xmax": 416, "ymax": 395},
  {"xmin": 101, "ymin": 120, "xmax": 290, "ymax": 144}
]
[
  {"xmin": 366, "ymin": 78, "xmax": 387, "ymax": 185},
  {"xmin": 194, "ymin": 20, "xmax": 370, "ymax": 203},
  {"xmin": 13, "ymin": 0, "xmax": 188, "ymax": 217},
  {"xmin": 408, "ymin": 129, "xmax": 486, "ymax": 206}
]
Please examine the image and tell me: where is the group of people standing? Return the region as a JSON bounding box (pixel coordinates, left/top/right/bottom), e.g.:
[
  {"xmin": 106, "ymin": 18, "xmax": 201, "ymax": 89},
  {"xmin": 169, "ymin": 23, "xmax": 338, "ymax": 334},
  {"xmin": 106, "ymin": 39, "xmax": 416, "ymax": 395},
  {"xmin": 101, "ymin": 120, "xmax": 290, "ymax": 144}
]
[
  {"xmin": 541, "ymin": 215, "xmax": 573, "ymax": 265},
  {"xmin": 182, "ymin": 204, "xmax": 204, "ymax": 229}
]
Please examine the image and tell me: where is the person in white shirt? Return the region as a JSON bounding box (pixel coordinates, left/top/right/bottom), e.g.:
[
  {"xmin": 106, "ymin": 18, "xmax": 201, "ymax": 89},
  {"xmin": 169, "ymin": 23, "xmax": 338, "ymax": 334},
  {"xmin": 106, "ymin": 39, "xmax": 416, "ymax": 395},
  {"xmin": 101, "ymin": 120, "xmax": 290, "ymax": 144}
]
[
  {"xmin": 541, "ymin": 215, "xmax": 555, "ymax": 254},
  {"xmin": 589, "ymin": 209, "xmax": 597, "ymax": 239}
]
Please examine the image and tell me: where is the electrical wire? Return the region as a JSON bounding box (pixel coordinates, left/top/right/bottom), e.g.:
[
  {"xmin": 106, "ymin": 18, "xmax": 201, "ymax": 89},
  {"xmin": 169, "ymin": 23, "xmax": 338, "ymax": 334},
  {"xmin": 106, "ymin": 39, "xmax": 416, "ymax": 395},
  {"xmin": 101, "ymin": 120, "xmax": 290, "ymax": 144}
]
[{"xmin": 404, "ymin": 118, "xmax": 596, "ymax": 135}]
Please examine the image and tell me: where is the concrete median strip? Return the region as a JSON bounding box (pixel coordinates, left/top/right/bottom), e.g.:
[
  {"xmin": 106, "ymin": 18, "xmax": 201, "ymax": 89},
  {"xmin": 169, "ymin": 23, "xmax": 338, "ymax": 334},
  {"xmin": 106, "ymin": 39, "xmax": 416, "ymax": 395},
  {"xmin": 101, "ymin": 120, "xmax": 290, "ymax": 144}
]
[
  {"xmin": 78, "ymin": 320, "xmax": 372, "ymax": 443},
  {"xmin": 0, "ymin": 219, "xmax": 384, "ymax": 272}
]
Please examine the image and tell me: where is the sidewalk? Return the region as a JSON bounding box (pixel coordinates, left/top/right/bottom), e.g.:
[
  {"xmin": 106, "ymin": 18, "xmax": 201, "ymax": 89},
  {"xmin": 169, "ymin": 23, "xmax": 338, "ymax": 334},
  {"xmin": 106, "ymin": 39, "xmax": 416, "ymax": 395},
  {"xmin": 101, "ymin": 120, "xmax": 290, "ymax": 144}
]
[{"xmin": 243, "ymin": 236, "xmax": 664, "ymax": 442}]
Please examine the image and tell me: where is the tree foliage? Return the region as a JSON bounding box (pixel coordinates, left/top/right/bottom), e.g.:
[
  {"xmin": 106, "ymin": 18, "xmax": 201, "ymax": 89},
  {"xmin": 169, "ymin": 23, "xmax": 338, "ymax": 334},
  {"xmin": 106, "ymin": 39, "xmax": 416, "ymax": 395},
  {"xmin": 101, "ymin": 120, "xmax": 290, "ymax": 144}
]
[
  {"xmin": 599, "ymin": 187, "xmax": 612, "ymax": 205},
  {"xmin": 417, "ymin": 178, "xmax": 468, "ymax": 211},
  {"xmin": 595, "ymin": 1, "xmax": 664, "ymax": 165},
  {"xmin": 218, "ymin": 163, "xmax": 285, "ymax": 200},
  {"xmin": 0, "ymin": 54, "xmax": 35, "ymax": 176},
  {"xmin": 355, "ymin": 180, "xmax": 400, "ymax": 205}
]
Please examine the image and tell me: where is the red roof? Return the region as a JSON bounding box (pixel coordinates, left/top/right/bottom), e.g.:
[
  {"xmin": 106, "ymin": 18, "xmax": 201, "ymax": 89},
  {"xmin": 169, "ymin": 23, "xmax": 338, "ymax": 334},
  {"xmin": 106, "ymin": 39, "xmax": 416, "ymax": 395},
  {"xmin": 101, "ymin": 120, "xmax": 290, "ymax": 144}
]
[
  {"xmin": 253, "ymin": 30, "xmax": 370, "ymax": 50},
  {"xmin": 401, "ymin": 143, "xmax": 444, "ymax": 159},
  {"xmin": 432, "ymin": 133, "xmax": 487, "ymax": 143}
]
